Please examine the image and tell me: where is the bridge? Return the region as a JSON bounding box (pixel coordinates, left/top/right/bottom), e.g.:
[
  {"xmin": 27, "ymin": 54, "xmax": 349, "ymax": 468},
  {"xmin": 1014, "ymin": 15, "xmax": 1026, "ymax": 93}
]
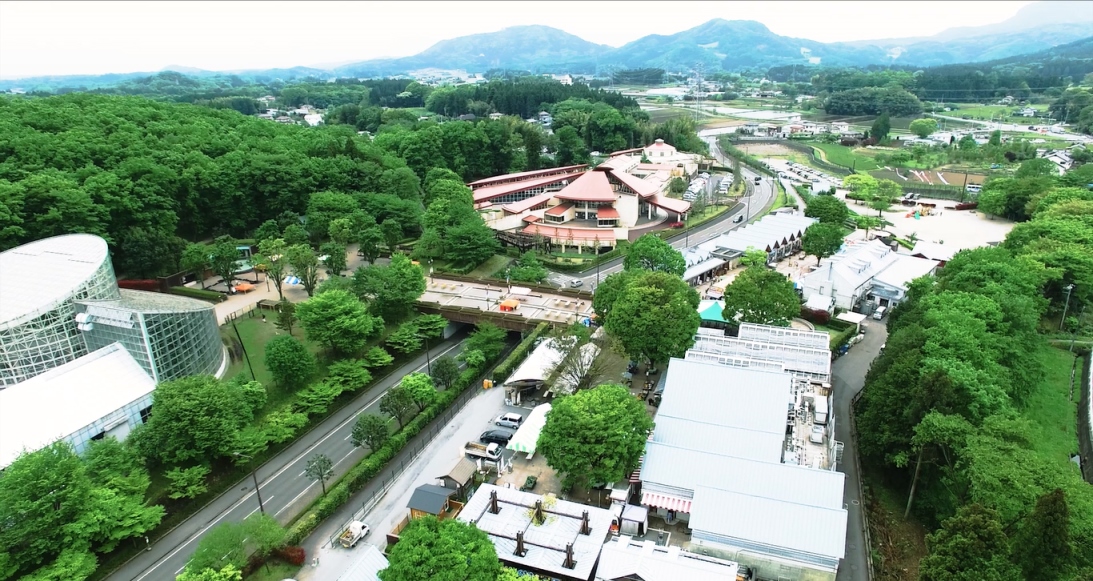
[{"xmin": 417, "ymin": 276, "xmax": 595, "ymax": 332}]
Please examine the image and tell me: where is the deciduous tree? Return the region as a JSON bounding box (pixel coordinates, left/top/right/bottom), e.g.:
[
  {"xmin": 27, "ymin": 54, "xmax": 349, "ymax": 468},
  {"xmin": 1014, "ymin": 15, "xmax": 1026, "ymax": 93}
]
[
  {"xmin": 285, "ymin": 243, "xmax": 321, "ymax": 296},
  {"xmin": 256, "ymin": 238, "xmax": 289, "ymax": 301},
  {"xmin": 380, "ymin": 386, "xmax": 415, "ymax": 429},
  {"xmin": 430, "ymin": 355, "xmax": 460, "ymax": 389},
  {"xmin": 721, "ymin": 266, "xmax": 800, "ymax": 326},
  {"xmin": 464, "ymin": 322, "xmax": 508, "ymax": 362},
  {"xmin": 804, "ymin": 195, "xmax": 850, "ymax": 225},
  {"xmin": 801, "ymin": 222, "xmax": 846, "ymax": 265},
  {"xmin": 538, "ymin": 384, "xmax": 654, "ymax": 488},
  {"xmin": 401, "ymin": 372, "xmax": 438, "ymax": 412},
  {"xmin": 351, "ymin": 414, "xmax": 390, "ymax": 451},
  {"xmin": 295, "ymin": 289, "xmax": 381, "ymax": 356},
  {"xmin": 378, "ymin": 516, "xmax": 501, "ymax": 581},
  {"xmin": 623, "ymin": 234, "xmax": 686, "ymax": 276},
  {"xmin": 166, "ymin": 465, "xmax": 210, "ymax": 500},
  {"xmin": 909, "ymin": 118, "xmax": 939, "ymax": 139},
  {"xmin": 918, "ymin": 504, "xmax": 1019, "ymax": 581},
  {"xmin": 604, "ymin": 271, "xmax": 700, "ymax": 364},
  {"xmin": 304, "ymin": 453, "xmax": 334, "ymax": 496},
  {"xmin": 352, "ymin": 254, "xmax": 426, "ymax": 321},
  {"xmin": 1012, "ymin": 488, "xmax": 1072, "ymax": 581},
  {"xmin": 181, "ymin": 243, "xmax": 212, "ymax": 288},
  {"xmin": 264, "ymin": 335, "xmax": 316, "ymax": 391}
]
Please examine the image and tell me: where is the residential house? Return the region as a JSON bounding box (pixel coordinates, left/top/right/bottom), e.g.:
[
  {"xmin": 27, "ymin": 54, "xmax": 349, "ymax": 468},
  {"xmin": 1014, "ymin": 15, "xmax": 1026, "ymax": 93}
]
[
  {"xmin": 407, "ymin": 484, "xmax": 458, "ymax": 520},
  {"xmin": 999, "ymin": 96, "xmax": 1016, "ymax": 105},
  {"xmin": 829, "ymin": 122, "xmax": 849, "ymax": 133},
  {"xmin": 488, "ymin": 112, "xmax": 504, "ymax": 120},
  {"xmin": 303, "ymin": 114, "xmax": 324, "ymax": 127},
  {"xmin": 1020, "ymin": 107, "xmax": 1038, "ymax": 117},
  {"xmin": 437, "ymin": 457, "xmax": 477, "ymax": 498}
]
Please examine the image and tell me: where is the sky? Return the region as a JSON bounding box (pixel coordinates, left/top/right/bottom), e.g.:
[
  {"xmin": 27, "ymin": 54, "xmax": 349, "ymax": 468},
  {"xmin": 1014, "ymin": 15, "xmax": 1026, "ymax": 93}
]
[{"xmin": 0, "ymin": 1, "xmax": 1036, "ymax": 80}]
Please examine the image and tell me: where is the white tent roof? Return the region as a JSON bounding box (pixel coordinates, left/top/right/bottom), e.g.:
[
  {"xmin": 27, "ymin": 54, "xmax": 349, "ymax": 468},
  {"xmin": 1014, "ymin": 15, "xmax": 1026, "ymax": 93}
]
[
  {"xmin": 503, "ymin": 339, "xmax": 564, "ymax": 386},
  {"xmin": 507, "ymin": 403, "xmax": 551, "ymax": 455},
  {"xmin": 804, "ymin": 294, "xmax": 833, "ymax": 312},
  {"xmin": 836, "ymin": 312, "xmax": 867, "ymax": 325}
]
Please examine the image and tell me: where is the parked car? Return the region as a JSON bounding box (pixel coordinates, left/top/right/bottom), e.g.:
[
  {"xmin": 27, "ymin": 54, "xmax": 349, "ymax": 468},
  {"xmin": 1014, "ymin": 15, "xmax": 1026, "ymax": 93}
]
[
  {"xmin": 495, "ymin": 413, "xmax": 523, "ymax": 429},
  {"xmin": 480, "ymin": 430, "xmax": 513, "ymax": 445}
]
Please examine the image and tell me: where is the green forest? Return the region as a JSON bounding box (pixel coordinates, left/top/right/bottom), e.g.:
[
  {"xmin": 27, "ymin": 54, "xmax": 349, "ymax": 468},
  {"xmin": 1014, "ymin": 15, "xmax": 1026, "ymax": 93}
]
[{"xmin": 855, "ymin": 159, "xmax": 1093, "ymax": 580}]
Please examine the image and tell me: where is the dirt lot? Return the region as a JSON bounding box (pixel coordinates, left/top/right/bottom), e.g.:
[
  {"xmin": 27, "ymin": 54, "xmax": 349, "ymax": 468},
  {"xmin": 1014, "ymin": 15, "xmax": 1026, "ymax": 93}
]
[
  {"xmin": 844, "ymin": 194, "xmax": 1015, "ymax": 248},
  {"xmin": 871, "ymin": 168, "xmax": 987, "ymax": 186},
  {"xmin": 734, "ymin": 143, "xmax": 800, "ymax": 157}
]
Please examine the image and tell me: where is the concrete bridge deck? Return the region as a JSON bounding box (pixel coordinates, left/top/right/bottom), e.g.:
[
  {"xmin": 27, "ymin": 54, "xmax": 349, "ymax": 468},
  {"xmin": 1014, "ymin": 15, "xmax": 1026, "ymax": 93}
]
[{"xmin": 420, "ymin": 278, "xmax": 594, "ymax": 327}]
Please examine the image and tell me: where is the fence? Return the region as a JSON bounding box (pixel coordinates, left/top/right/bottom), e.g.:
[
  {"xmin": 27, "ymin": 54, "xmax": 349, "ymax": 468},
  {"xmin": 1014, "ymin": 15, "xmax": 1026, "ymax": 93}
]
[
  {"xmin": 325, "ymin": 371, "xmax": 483, "ymax": 549},
  {"xmin": 1079, "ymin": 351, "xmax": 1093, "ymax": 484},
  {"xmin": 849, "ymin": 389, "xmax": 877, "ymax": 581}
]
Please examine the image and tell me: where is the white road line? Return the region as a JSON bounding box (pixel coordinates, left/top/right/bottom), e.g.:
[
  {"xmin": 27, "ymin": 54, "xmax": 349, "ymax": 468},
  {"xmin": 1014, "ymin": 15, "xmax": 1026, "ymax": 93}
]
[
  {"xmin": 276, "ymin": 484, "xmax": 315, "ymax": 517},
  {"xmin": 335, "ymin": 448, "xmax": 357, "ymax": 467},
  {"xmin": 135, "ymin": 341, "xmax": 464, "ymax": 581}
]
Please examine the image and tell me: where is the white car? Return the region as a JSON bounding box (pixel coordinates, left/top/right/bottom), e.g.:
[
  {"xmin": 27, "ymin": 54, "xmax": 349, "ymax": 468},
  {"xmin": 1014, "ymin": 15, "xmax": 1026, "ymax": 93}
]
[{"xmin": 495, "ymin": 413, "xmax": 523, "ymax": 429}]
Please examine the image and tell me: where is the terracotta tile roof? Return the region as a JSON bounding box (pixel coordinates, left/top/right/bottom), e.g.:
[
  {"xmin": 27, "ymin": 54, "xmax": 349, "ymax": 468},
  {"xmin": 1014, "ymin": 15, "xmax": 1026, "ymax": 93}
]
[
  {"xmin": 553, "ymin": 171, "xmax": 618, "ymax": 203},
  {"xmin": 471, "ymin": 173, "xmax": 582, "ymax": 203},
  {"xmin": 501, "ymin": 192, "xmax": 554, "ymax": 214},
  {"xmin": 467, "ymin": 164, "xmax": 587, "ymax": 187},
  {"xmin": 544, "ymin": 203, "xmax": 573, "ymax": 217},
  {"xmin": 522, "ymin": 215, "xmax": 541, "ymax": 223},
  {"xmin": 597, "ymin": 206, "xmax": 620, "ymax": 220}
]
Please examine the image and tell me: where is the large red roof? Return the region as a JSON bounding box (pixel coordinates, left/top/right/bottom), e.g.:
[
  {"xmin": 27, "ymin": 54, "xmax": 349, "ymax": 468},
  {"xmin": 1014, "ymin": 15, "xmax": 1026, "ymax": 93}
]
[
  {"xmin": 553, "ymin": 171, "xmax": 618, "ymax": 203},
  {"xmin": 467, "ymin": 164, "xmax": 588, "ymax": 187},
  {"xmin": 597, "ymin": 206, "xmax": 620, "ymax": 220},
  {"xmin": 608, "ymin": 168, "xmax": 659, "ymax": 197},
  {"xmin": 471, "ymin": 172, "xmax": 582, "ymax": 204}
]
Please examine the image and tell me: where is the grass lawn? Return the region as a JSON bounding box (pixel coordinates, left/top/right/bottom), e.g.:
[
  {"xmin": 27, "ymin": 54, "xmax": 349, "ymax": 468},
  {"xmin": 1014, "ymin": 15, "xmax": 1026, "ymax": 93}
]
[
  {"xmin": 220, "ymin": 316, "xmax": 327, "ymax": 415},
  {"xmin": 1022, "ymin": 346, "xmax": 1081, "ymax": 467},
  {"xmin": 811, "ymin": 142, "xmax": 881, "ymax": 171},
  {"xmin": 942, "ymin": 104, "xmax": 1048, "ymax": 123},
  {"xmin": 466, "ymin": 254, "xmax": 512, "ymax": 278},
  {"xmin": 684, "ymin": 204, "xmax": 730, "ymax": 228},
  {"xmin": 245, "ymin": 561, "xmax": 301, "ymax": 581}
]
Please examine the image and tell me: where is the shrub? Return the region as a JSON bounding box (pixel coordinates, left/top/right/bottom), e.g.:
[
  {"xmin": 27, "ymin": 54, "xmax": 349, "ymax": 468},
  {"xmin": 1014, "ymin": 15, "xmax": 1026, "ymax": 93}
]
[
  {"xmin": 276, "ymin": 546, "xmax": 306, "ymax": 566},
  {"xmin": 168, "ymin": 286, "xmax": 224, "ymax": 302},
  {"xmin": 800, "ymin": 307, "xmax": 831, "ymax": 326}
]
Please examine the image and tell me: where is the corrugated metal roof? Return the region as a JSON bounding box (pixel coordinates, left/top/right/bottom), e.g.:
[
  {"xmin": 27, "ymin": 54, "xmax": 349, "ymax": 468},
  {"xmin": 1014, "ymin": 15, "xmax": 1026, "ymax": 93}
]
[
  {"xmin": 656, "ymin": 359, "xmax": 792, "ymax": 435},
  {"xmin": 596, "ymin": 537, "xmax": 741, "ymax": 581},
  {"xmin": 652, "ymin": 416, "xmax": 784, "ymax": 463},
  {"xmin": 335, "ymin": 544, "xmax": 389, "ymax": 581},
  {"xmin": 738, "ymin": 323, "xmax": 829, "ymax": 350},
  {"xmin": 690, "ymin": 485, "xmax": 847, "ymax": 560},
  {"xmin": 640, "ymin": 442, "xmax": 844, "ymax": 508}
]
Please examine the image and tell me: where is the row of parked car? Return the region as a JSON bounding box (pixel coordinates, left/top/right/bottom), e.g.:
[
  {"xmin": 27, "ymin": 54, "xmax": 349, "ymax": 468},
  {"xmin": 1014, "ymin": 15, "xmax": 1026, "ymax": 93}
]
[{"xmin": 479, "ymin": 412, "xmax": 523, "ymax": 445}]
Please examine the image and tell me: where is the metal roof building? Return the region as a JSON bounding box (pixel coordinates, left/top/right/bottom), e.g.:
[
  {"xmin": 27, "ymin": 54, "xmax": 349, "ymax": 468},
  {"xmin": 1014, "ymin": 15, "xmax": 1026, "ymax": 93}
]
[
  {"xmin": 0, "ymin": 343, "xmax": 155, "ymax": 469},
  {"xmin": 0, "ymin": 234, "xmax": 120, "ymax": 385},
  {"xmin": 595, "ymin": 536, "xmax": 741, "ymax": 581},
  {"xmin": 689, "ymin": 485, "xmax": 847, "ymax": 574},
  {"xmin": 459, "ymin": 483, "xmax": 615, "ymax": 581},
  {"xmin": 737, "ymin": 322, "xmax": 830, "ymax": 350},
  {"xmin": 654, "ymin": 359, "xmax": 793, "ymax": 435},
  {"xmin": 651, "ymin": 416, "xmax": 785, "ymax": 464},
  {"xmin": 689, "ymin": 333, "xmax": 831, "ymax": 382},
  {"xmin": 334, "ymin": 544, "xmax": 389, "ymax": 581}
]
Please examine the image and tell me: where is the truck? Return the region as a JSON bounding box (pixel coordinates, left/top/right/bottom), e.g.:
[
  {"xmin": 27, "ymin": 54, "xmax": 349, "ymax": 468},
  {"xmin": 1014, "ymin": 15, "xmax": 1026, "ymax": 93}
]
[
  {"xmin": 463, "ymin": 441, "xmax": 503, "ymax": 461},
  {"xmin": 339, "ymin": 520, "xmax": 370, "ymax": 548}
]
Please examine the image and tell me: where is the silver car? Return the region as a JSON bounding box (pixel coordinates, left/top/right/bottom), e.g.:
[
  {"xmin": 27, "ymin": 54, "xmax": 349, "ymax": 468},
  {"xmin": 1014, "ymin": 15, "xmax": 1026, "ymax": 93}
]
[{"xmin": 495, "ymin": 413, "xmax": 523, "ymax": 429}]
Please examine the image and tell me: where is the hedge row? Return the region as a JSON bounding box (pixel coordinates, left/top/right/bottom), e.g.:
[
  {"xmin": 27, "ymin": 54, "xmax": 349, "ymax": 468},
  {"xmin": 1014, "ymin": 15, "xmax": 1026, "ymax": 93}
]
[
  {"xmin": 284, "ymin": 328, "xmax": 544, "ymax": 545},
  {"xmin": 168, "ymin": 286, "xmax": 225, "ymax": 303},
  {"xmin": 492, "ymin": 322, "xmax": 550, "ymax": 384}
]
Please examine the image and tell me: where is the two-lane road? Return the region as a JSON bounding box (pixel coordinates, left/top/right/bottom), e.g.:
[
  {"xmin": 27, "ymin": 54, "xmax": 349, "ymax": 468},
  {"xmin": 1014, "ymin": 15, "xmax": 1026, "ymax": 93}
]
[{"xmin": 109, "ymin": 335, "xmax": 468, "ymax": 581}]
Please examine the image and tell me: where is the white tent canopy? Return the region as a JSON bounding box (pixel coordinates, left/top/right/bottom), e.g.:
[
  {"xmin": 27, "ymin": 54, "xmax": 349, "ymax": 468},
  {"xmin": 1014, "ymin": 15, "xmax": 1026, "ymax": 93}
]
[{"xmin": 507, "ymin": 403, "xmax": 551, "ymax": 457}]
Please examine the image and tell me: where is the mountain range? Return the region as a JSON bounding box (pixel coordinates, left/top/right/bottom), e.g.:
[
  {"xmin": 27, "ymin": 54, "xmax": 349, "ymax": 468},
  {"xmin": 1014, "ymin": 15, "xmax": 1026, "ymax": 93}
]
[
  {"xmin": 3, "ymin": 0, "xmax": 1092, "ymax": 88},
  {"xmin": 334, "ymin": 1, "xmax": 1093, "ymax": 76}
]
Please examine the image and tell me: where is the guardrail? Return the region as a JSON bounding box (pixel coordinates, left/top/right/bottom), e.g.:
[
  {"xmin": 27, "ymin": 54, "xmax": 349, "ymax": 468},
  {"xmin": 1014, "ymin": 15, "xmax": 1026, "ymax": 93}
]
[{"xmin": 1079, "ymin": 351, "xmax": 1093, "ymax": 484}]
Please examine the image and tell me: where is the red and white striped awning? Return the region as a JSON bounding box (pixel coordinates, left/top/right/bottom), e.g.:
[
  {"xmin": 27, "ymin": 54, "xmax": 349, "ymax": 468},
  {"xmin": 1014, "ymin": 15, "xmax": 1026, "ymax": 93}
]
[{"xmin": 641, "ymin": 491, "xmax": 692, "ymax": 513}]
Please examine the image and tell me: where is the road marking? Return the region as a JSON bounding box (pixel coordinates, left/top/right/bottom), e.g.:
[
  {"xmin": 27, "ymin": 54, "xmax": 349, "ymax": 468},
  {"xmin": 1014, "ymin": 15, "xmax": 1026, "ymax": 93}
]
[
  {"xmin": 335, "ymin": 448, "xmax": 357, "ymax": 467},
  {"xmin": 276, "ymin": 484, "xmax": 315, "ymax": 517},
  {"xmin": 133, "ymin": 341, "xmax": 464, "ymax": 580}
]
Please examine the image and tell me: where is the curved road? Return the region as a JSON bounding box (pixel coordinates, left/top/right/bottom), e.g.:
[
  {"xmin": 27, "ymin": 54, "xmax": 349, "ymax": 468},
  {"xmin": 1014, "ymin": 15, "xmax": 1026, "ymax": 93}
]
[
  {"xmin": 549, "ymin": 139, "xmax": 777, "ymax": 289},
  {"xmin": 106, "ymin": 335, "xmax": 468, "ymax": 581}
]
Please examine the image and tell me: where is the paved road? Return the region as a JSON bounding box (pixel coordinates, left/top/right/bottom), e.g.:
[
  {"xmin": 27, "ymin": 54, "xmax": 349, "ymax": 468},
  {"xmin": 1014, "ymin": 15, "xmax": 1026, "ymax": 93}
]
[
  {"xmin": 107, "ymin": 334, "xmax": 469, "ymax": 581},
  {"xmin": 832, "ymin": 321, "xmax": 887, "ymax": 581},
  {"xmin": 931, "ymin": 114, "xmax": 1092, "ymax": 145},
  {"xmin": 546, "ymin": 140, "xmax": 776, "ymax": 289}
]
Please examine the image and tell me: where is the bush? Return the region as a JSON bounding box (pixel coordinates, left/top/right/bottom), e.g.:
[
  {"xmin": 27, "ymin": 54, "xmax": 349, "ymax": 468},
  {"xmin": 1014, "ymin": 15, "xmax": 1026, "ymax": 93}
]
[
  {"xmin": 275, "ymin": 546, "xmax": 306, "ymax": 566},
  {"xmin": 800, "ymin": 307, "xmax": 831, "ymax": 326},
  {"xmin": 168, "ymin": 286, "xmax": 224, "ymax": 302}
]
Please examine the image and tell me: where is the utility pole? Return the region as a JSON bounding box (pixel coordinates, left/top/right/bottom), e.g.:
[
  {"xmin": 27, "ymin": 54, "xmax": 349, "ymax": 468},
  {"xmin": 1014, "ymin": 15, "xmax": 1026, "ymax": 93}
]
[{"xmin": 1060, "ymin": 284, "xmax": 1075, "ymax": 331}]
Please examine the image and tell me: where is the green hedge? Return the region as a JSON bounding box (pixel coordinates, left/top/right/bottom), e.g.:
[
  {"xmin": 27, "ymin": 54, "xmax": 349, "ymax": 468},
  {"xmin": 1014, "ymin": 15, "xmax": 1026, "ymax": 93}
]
[
  {"xmin": 492, "ymin": 323, "xmax": 549, "ymax": 384},
  {"xmin": 829, "ymin": 322, "xmax": 858, "ymax": 351},
  {"xmin": 284, "ymin": 325, "xmax": 546, "ymax": 545},
  {"xmin": 168, "ymin": 286, "xmax": 225, "ymax": 303}
]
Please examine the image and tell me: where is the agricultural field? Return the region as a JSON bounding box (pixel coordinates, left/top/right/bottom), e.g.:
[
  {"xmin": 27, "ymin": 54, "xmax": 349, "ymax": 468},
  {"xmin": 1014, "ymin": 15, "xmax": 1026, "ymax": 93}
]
[
  {"xmin": 870, "ymin": 168, "xmax": 987, "ymax": 187},
  {"xmin": 941, "ymin": 103, "xmax": 1049, "ymax": 123},
  {"xmin": 811, "ymin": 142, "xmax": 882, "ymax": 170}
]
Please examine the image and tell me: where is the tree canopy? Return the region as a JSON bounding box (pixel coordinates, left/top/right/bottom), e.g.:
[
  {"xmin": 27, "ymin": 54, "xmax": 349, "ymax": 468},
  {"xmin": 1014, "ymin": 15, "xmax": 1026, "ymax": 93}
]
[
  {"xmin": 295, "ymin": 289, "xmax": 383, "ymax": 356},
  {"xmin": 721, "ymin": 266, "xmax": 800, "ymax": 327},
  {"xmin": 379, "ymin": 516, "xmax": 501, "ymax": 581},
  {"xmin": 622, "ymin": 234, "xmax": 686, "ymax": 276},
  {"xmin": 537, "ymin": 384, "xmax": 654, "ymax": 488},
  {"xmin": 603, "ymin": 271, "xmax": 700, "ymax": 364}
]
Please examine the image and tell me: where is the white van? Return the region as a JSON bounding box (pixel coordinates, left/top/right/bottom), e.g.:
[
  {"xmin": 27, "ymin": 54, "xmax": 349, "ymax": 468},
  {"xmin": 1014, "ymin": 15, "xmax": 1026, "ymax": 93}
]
[{"xmin": 872, "ymin": 306, "xmax": 887, "ymax": 320}]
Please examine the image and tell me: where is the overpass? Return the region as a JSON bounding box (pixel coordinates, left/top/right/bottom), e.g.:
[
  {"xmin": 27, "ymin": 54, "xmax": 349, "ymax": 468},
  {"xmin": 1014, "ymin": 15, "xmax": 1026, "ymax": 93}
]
[{"xmin": 418, "ymin": 276, "xmax": 595, "ymax": 332}]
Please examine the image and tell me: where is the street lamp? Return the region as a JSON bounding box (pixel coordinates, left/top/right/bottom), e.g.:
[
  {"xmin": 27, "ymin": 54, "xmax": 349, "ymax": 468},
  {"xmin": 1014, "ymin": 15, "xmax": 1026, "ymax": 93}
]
[
  {"xmin": 233, "ymin": 454, "xmax": 265, "ymax": 514},
  {"xmin": 1060, "ymin": 284, "xmax": 1075, "ymax": 331}
]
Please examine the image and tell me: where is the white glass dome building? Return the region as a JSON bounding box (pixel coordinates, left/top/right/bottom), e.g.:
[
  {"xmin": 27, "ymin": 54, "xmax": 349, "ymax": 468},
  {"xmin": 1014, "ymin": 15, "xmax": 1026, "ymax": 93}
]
[{"xmin": 0, "ymin": 234, "xmax": 120, "ymax": 386}]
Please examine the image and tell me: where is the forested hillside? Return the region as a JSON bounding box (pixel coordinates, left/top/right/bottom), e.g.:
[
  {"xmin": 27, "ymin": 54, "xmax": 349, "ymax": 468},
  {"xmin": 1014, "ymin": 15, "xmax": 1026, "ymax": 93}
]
[{"xmin": 855, "ymin": 159, "xmax": 1093, "ymax": 579}]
